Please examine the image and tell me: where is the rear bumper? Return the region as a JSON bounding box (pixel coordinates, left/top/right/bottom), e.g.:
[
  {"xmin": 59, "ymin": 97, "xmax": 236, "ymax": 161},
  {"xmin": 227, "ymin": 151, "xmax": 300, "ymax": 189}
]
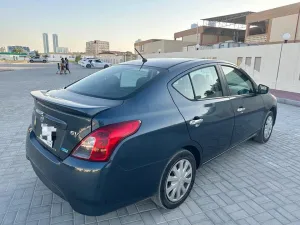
[
  {"xmin": 26, "ymin": 128, "xmax": 111, "ymax": 215},
  {"xmin": 26, "ymin": 127, "xmax": 165, "ymax": 216}
]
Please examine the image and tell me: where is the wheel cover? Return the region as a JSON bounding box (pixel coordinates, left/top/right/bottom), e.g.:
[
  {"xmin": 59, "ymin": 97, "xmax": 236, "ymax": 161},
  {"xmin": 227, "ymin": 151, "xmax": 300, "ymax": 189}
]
[
  {"xmin": 264, "ymin": 115, "xmax": 273, "ymax": 139},
  {"xmin": 165, "ymin": 159, "xmax": 192, "ymax": 202}
]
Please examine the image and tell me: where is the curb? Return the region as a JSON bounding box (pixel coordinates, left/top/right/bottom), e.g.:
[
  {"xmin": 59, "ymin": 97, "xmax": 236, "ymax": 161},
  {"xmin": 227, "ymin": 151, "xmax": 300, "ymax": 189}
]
[{"xmin": 277, "ymin": 97, "xmax": 300, "ymax": 107}]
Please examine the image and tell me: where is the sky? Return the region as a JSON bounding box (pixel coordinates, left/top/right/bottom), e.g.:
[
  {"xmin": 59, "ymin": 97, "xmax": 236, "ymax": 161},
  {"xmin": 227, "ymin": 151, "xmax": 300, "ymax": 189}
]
[{"xmin": 0, "ymin": 0, "xmax": 299, "ymax": 53}]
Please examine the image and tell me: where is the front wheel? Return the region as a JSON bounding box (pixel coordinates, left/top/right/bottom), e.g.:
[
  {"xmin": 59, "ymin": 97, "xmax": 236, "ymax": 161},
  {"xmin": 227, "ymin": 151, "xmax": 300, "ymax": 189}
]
[
  {"xmin": 104, "ymin": 64, "xmax": 109, "ymax": 69},
  {"xmin": 86, "ymin": 64, "xmax": 91, "ymax": 68},
  {"xmin": 43, "ymin": 60, "xmax": 46, "ymax": 63},
  {"xmin": 253, "ymin": 111, "xmax": 274, "ymax": 143},
  {"xmin": 152, "ymin": 150, "xmax": 196, "ymax": 209}
]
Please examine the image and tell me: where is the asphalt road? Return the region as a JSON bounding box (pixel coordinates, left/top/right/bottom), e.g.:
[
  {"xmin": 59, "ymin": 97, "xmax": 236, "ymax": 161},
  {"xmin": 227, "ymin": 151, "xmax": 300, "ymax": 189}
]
[{"xmin": 0, "ymin": 63, "xmax": 300, "ymax": 225}]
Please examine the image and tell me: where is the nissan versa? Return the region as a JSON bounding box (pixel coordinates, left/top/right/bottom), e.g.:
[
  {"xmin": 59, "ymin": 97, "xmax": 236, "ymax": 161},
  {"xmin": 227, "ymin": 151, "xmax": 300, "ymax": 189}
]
[{"xmin": 26, "ymin": 58, "xmax": 277, "ymax": 216}]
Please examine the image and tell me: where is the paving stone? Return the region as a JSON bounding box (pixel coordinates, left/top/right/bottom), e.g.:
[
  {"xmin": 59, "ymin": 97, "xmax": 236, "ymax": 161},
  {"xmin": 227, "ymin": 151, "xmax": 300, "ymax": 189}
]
[
  {"xmin": 253, "ymin": 212, "xmax": 274, "ymax": 223},
  {"xmin": 0, "ymin": 66, "xmax": 300, "ymax": 225}
]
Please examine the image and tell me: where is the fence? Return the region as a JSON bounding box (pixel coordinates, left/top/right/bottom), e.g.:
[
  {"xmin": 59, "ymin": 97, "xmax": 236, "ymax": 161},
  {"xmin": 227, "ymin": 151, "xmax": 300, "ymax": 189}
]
[{"xmin": 142, "ymin": 43, "xmax": 300, "ymax": 94}]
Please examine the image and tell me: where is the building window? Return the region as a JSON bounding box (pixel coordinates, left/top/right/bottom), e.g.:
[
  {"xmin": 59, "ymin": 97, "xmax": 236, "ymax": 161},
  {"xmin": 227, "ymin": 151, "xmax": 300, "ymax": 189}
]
[
  {"xmin": 254, "ymin": 57, "xmax": 262, "ymax": 72},
  {"xmin": 237, "ymin": 57, "xmax": 243, "ymax": 66},
  {"xmin": 245, "ymin": 57, "xmax": 251, "ymax": 67}
]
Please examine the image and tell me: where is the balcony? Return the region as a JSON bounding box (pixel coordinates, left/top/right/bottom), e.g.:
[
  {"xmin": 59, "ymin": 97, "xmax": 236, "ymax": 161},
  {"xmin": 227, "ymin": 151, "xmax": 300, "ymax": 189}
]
[{"xmin": 245, "ymin": 34, "xmax": 267, "ymax": 43}]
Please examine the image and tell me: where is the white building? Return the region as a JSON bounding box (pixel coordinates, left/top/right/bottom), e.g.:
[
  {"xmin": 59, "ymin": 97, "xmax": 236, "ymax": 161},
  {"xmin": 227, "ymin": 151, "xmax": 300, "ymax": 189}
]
[
  {"xmin": 56, "ymin": 47, "xmax": 69, "ymax": 54},
  {"xmin": 86, "ymin": 40, "xmax": 109, "ymax": 55}
]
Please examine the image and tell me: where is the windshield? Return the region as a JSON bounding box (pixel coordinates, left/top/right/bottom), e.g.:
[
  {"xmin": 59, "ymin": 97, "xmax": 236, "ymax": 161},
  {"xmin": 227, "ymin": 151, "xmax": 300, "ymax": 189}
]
[{"xmin": 66, "ymin": 65, "xmax": 163, "ymax": 99}]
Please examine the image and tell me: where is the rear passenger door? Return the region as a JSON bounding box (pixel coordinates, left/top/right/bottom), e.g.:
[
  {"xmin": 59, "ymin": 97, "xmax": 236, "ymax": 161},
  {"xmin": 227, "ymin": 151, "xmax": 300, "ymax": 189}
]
[
  {"xmin": 169, "ymin": 64, "xmax": 235, "ymax": 162},
  {"xmin": 219, "ymin": 65, "xmax": 265, "ymax": 145}
]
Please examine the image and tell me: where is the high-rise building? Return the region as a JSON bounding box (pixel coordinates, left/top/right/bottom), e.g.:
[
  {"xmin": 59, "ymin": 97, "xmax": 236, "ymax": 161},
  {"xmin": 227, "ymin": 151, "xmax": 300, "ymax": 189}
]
[
  {"xmin": 43, "ymin": 33, "xmax": 49, "ymax": 53},
  {"xmin": 86, "ymin": 40, "xmax": 109, "ymax": 55},
  {"xmin": 53, "ymin": 34, "xmax": 59, "ymax": 53}
]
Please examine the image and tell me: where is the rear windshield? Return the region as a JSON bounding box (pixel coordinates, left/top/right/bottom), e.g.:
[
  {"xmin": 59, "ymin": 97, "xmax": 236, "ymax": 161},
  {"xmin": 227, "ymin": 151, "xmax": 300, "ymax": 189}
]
[{"xmin": 67, "ymin": 65, "xmax": 163, "ymax": 99}]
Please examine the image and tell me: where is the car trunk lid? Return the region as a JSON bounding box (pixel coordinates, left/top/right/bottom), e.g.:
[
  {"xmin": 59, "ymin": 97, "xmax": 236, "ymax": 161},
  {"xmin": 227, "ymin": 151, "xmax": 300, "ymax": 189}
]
[{"xmin": 31, "ymin": 89, "xmax": 123, "ymax": 160}]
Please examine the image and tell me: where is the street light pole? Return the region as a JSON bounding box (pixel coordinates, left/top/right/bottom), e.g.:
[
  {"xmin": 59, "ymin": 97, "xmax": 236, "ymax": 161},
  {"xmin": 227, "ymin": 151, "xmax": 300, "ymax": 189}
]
[{"xmin": 275, "ymin": 33, "xmax": 291, "ymax": 89}]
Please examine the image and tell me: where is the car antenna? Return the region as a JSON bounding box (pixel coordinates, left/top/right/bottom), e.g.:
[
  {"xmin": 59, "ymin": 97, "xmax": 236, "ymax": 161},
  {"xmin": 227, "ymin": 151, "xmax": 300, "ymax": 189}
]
[{"xmin": 135, "ymin": 48, "xmax": 147, "ymax": 70}]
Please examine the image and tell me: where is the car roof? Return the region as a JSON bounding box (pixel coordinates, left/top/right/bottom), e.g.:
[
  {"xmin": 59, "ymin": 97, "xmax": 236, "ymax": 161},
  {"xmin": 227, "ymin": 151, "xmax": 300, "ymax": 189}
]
[{"xmin": 121, "ymin": 58, "xmax": 231, "ymax": 69}]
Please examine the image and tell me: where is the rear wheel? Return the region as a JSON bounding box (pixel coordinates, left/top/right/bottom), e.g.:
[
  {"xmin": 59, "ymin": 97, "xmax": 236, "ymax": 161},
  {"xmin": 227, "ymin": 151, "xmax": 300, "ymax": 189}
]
[
  {"xmin": 86, "ymin": 64, "xmax": 91, "ymax": 68},
  {"xmin": 253, "ymin": 111, "xmax": 274, "ymax": 143},
  {"xmin": 152, "ymin": 150, "xmax": 196, "ymax": 209},
  {"xmin": 104, "ymin": 64, "xmax": 109, "ymax": 69},
  {"xmin": 30, "ymin": 60, "xmax": 33, "ymax": 63},
  {"xmin": 43, "ymin": 60, "xmax": 46, "ymax": 63}
]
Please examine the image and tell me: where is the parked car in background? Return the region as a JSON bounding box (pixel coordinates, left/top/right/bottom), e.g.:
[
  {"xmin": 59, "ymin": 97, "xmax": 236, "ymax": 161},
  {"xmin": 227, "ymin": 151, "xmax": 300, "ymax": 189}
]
[
  {"xmin": 83, "ymin": 59, "xmax": 112, "ymax": 69},
  {"xmin": 78, "ymin": 58, "xmax": 96, "ymax": 67},
  {"xmin": 28, "ymin": 56, "xmax": 48, "ymax": 63},
  {"xmin": 26, "ymin": 58, "xmax": 277, "ymax": 216}
]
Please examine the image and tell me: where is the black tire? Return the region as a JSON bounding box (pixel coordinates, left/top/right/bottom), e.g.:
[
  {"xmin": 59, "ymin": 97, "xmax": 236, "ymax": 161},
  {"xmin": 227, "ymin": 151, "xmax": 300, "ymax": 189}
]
[
  {"xmin": 104, "ymin": 64, "xmax": 109, "ymax": 69},
  {"xmin": 43, "ymin": 60, "xmax": 46, "ymax": 63},
  {"xmin": 152, "ymin": 150, "xmax": 196, "ymax": 209},
  {"xmin": 253, "ymin": 111, "xmax": 274, "ymax": 143},
  {"xmin": 86, "ymin": 64, "xmax": 91, "ymax": 68},
  {"xmin": 30, "ymin": 60, "xmax": 33, "ymax": 63}
]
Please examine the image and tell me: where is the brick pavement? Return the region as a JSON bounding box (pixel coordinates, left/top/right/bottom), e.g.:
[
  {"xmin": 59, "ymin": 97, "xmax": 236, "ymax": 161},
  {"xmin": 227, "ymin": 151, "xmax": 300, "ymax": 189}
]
[{"xmin": 1, "ymin": 64, "xmax": 300, "ymax": 225}]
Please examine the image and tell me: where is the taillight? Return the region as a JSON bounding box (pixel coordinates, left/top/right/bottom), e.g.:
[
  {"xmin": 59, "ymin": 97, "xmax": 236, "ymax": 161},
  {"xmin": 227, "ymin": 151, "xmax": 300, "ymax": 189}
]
[{"xmin": 71, "ymin": 120, "xmax": 141, "ymax": 162}]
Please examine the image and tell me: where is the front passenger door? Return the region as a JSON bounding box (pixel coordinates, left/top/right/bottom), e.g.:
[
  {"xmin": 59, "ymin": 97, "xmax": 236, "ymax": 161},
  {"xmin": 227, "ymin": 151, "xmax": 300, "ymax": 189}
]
[{"xmin": 220, "ymin": 65, "xmax": 265, "ymax": 145}]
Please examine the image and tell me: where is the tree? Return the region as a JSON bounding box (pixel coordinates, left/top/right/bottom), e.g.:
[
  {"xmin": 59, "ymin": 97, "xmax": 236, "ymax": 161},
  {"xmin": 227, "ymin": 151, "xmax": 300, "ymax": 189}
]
[
  {"xmin": 12, "ymin": 47, "xmax": 24, "ymax": 54},
  {"xmin": 75, "ymin": 55, "xmax": 81, "ymax": 62},
  {"xmin": 35, "ymin": 51, "xmax": 40, "ymax": 57}
]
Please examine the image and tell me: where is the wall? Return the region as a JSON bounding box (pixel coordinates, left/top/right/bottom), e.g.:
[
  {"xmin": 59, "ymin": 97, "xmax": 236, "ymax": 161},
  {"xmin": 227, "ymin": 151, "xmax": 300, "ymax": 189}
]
[
  {"xmin": 182, "ymin": 34, "xmax": 198, "ymax": 43},
  {"xmin": 202, "ymin": 34, "xmax": 218, "ymax": 45},
  {"xmin": 141, "ymin": 43, "xmax": 300, "ymax": 93},
  {"xmin": 275, "ymin": 43, "xmax": 300, "ymax": 92},
  {"xmin": 143, "ymin": 41, "xmax": 164, "ymax": 54},
  {"xmin": 163, "ymin": 40, "xmax": 196, "ymax": 53},
  {"xmin": 269, "ymin": 14, "xmax": 298, "ymax": 42},
  {"xmin": 245, "ymin": 34, "xmax": 267, "ymax": 43},
  {"xmin": 219, "ymin": 35, "xmax": 234, "ymax": 42}
]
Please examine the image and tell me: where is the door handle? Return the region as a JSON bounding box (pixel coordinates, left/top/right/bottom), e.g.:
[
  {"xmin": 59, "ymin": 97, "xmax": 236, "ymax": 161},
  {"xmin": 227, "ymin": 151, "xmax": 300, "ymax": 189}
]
[
  {"xmin": 237, "ymin": 107, "xmax": 246, "ymax": 112},
  {"xmin": 189, "ymin": 118, "xmax": 203, "ymax": 127}
]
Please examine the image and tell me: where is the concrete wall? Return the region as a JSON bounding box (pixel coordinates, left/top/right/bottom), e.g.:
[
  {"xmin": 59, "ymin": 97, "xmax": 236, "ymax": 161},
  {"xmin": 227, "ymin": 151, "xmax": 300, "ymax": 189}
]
[
  {"xmin": 182, "ymin": 34, "xmax": 198, "ymax": 42},
  {"xmin": 143, "ymin": 41, "xmax": 164, "ymax": 54},
  {"xmin": 163, "ymin": 40, "xmax": 196, "ymax": 53},
  {"xmin": 270, "ymin": 14, "xmax": 298, "ymax": 42},
  {"xmin": 141, "ymin": 43, "xmax": 300, "ymax": 93},
  {"xmin": 219, "ymin": 35, "xmax": 234, "ymax": 42},
  {"xmin": 0, "ymin": 54, "xmax": 27, "ymax": 61}
]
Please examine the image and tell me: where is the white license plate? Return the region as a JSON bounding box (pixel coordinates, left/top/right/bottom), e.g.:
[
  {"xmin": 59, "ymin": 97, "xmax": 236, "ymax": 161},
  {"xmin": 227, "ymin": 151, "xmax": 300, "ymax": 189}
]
[{"xmin": 39, "ymin": 123, "xmax": 57, "ymax": 148}]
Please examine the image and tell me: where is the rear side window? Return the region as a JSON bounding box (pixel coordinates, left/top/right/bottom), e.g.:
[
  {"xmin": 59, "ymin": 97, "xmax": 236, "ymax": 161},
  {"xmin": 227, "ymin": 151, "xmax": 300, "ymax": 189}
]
[
  {"xmin": 67, "ymin": 65, "xmax": 163, "ymax": 99},
  {"xmin": 190, "ymin": 66, "xmax": 223, "ymax": 99},
  {"xmin": 173, "ymin": 75, "xmax": 194, "ymax": 99}
]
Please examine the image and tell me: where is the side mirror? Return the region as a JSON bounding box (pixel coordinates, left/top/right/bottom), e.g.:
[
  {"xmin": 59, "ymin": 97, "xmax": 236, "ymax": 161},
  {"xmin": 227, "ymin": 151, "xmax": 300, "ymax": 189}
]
[{"xmin": 258, "ymin": 84, "xmax": 269, "ymax": 94}]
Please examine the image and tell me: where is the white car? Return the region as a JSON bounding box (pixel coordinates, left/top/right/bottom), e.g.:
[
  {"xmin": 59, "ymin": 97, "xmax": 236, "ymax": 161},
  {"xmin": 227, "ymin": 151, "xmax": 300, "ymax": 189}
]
[
  {"xmin": 82, "ymin": 59, "xmax": 112, "ymax": 69},
  {"xmin": 78, "ymin": 58, "xmax": 96, "ymax": 67},
  {"xmin": 28, "ymin": 56, "xmax": 48, "ymax": 63}
]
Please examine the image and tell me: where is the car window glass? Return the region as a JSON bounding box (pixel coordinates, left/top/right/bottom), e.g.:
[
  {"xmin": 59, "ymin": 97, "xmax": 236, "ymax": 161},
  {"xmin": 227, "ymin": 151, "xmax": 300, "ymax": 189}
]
[
  {"xmin": 173, "ymin": 75, "xmax": 194, "ymax": 100},
  {"xmin": 190, "ymin": 66, "xmax": 223, "ymax": 99},
  {"xmin": 67, "ymin": 65, "xmax": 163, "ymax": 99},
  {"xmin": 221, "ymin": 66, "xmax": 254, "ymax": 95}
]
